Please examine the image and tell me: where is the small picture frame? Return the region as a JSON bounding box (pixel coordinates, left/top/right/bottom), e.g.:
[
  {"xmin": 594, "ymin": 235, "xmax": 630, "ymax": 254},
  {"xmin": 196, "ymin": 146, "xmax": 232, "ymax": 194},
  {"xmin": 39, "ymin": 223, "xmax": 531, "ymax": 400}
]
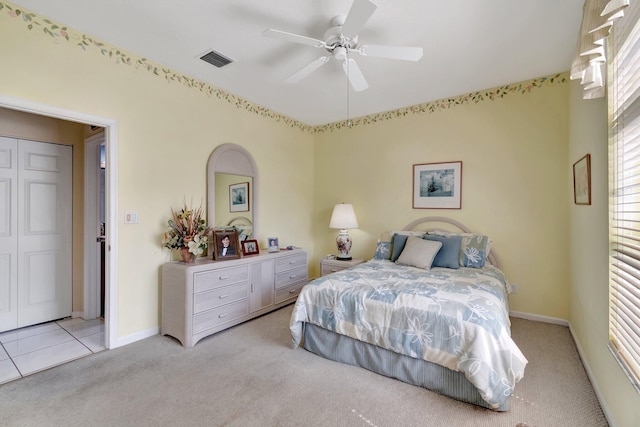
[
  {"xmin": 267, "ymin": 237, "xmax": 279, "ymax": 253},
  {"xmin": 241, "ymin": 239, "xmax": 259, "ymax": 256},
  {"xmin": 212, "ymin": 229, "xmax": 241, "ymax": 260},
  {"xmin": 573, "ymin": 154, "xmax": 591, "ymax": 205},
  {"xmin": 413, "ymin": 161, "xmax": 462, "ymax": 209},
  {"xmin": 229, "ymin": 182, "xmax": 249, "ymax": 212}
]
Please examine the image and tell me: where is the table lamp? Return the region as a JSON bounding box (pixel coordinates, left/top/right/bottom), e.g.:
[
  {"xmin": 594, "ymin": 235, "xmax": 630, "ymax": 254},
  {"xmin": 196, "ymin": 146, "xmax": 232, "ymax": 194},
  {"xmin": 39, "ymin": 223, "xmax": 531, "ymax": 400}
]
[{"xmin": 329, "ymin": 203, "xmax": 359, "ymax": 260}]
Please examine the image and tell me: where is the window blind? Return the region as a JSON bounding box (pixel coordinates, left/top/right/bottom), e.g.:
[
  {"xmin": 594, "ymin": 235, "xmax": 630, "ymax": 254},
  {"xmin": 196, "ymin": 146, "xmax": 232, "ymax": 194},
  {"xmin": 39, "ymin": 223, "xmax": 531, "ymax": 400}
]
[
  {"xmin": 571, "ymin": 0, "xmax": 629, "ymax": 99},
  {"xmin": 609, "ymin": 0, "xmax": 640, "ymax": 391}
]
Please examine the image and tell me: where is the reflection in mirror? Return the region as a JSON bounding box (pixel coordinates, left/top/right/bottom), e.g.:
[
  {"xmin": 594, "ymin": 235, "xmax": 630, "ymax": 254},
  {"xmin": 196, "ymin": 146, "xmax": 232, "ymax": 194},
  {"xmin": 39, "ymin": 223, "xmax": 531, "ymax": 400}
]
[
  {"xmin": 215, "ymin": 173, "xmax": 253, "ymax": 241},
  {"xmin": 207, "ymin": 143, "xmax": 258, "ymax": 240}
]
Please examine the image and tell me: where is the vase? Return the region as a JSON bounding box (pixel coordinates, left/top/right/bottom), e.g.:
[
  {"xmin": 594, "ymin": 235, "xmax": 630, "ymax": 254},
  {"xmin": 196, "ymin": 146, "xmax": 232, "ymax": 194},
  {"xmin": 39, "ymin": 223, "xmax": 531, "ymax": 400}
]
[{"xmin": 180, "ymin": 247, "xmax": 195, "ymax": 263}]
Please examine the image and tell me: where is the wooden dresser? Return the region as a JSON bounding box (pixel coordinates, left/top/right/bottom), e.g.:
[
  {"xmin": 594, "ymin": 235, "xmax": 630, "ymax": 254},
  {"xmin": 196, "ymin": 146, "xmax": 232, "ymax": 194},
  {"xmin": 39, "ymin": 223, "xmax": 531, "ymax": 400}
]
[{"xmin": 161, "ymin": 248, "xmax": 307, "ymax": 347}]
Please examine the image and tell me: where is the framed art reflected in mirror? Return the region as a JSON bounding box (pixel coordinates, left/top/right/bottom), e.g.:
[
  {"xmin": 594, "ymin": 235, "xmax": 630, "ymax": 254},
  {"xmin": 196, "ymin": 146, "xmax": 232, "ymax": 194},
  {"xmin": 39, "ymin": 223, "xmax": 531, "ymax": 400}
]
[{"xmin": 229, "ymin": 182, "xmax": 249, "ymax": 212}]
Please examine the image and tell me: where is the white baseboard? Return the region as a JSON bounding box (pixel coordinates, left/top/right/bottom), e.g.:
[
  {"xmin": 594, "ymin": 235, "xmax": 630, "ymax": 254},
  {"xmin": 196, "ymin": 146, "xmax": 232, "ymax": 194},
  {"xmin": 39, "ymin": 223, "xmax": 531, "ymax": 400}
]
[
  {"xmin": 111, "ymin": 326, "xmax": 159, "ymax": 349},
  {"xmin": 509, "ymin": 310, "xmax": 569, "ymax": 326},
  {"xmin": 568, "ymin": 324, "xmax": 614, "ymax": 427}
]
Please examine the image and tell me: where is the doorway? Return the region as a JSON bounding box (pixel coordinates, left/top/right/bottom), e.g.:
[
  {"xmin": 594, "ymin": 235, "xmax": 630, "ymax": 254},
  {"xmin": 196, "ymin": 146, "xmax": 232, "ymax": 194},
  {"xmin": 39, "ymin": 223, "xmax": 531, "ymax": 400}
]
[
  {"xmin": 0, "ymin": 94, "xmax": 119, "ymax": 349},
  {"xmin": 84, "ymin": 132, "xmax": 106, "ymax": 321}
]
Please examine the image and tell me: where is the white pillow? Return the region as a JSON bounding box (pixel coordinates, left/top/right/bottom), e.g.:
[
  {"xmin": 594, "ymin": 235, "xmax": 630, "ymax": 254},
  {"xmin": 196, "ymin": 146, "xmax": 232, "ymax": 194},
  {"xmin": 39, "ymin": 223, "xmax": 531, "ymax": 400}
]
[{"xmin": 396, "ymin": 236, "xmax": 442, "ymax": 269}]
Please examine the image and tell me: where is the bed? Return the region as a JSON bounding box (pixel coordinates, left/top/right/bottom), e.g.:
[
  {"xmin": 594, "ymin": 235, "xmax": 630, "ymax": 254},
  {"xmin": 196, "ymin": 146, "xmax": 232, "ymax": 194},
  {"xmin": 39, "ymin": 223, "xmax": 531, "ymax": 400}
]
[{"xmin": 290, "ymin": 217, "xmax": 527, "ymax": 411}]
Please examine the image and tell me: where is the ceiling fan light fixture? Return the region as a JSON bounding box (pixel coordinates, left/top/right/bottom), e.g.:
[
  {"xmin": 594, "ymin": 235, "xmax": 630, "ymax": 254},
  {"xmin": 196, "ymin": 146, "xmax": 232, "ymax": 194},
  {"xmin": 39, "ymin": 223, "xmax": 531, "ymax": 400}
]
[{"xmin": 334, "ymin": 47, "xmax": 348, "ymax": 61}]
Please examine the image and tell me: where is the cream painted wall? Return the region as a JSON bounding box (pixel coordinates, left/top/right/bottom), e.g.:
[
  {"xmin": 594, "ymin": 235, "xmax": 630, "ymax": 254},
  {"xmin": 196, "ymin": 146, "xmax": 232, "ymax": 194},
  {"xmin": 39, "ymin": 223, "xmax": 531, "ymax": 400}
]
[
  {"xmin": 568, "ymin": 81, "xmax": 640, "ymax": 425},
  {"xmin": 0, "ymin": 108, "xmax": 87, "ymax": 313},
  {"xmin": 0, "ymin": 9, "xmax": 315, "ymax": 338},
  {"xmin": 314, "ymin": 82, "xmax": 570, "ymax": 319}
]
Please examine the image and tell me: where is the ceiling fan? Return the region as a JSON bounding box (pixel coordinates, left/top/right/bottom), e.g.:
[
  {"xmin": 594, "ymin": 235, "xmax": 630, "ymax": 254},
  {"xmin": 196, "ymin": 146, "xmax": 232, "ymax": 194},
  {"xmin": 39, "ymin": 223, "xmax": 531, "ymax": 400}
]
[{"xmin": 263, "ymin": 0, "xmax": 423, "ymax": 92}]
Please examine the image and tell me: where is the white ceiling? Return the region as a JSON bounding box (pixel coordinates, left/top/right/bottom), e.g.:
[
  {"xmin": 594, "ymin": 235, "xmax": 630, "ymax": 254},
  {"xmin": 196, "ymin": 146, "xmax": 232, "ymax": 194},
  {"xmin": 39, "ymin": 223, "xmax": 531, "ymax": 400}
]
[{"xmin": 11, "ymin": 0, "xmax": 585, "ymax": 127}]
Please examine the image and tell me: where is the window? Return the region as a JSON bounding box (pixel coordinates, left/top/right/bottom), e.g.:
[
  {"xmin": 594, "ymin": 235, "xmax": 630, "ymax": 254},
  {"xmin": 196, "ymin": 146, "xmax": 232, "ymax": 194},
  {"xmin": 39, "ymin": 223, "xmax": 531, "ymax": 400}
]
[{"xmin": 609, "ymin": 0, "xmax": 640, "ymax": 391}]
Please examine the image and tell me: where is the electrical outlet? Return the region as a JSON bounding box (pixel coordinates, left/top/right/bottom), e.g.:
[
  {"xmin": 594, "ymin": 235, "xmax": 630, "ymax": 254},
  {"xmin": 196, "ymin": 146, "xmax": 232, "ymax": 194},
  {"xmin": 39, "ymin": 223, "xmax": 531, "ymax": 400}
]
[
  {"xmin": 509, "ymin": 283, "xmax": 518, "ymax": 294},
  {"xmin": 124, "ymin": 211, "xmax": 138, "ymax": 224}
]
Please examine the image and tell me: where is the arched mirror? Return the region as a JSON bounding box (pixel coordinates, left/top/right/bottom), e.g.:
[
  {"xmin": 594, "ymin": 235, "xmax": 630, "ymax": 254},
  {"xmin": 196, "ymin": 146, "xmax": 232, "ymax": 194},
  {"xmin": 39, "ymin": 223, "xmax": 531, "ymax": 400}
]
[{"xmin": 207, "ymin": 144, "xmax": 258, "ymax": 241}]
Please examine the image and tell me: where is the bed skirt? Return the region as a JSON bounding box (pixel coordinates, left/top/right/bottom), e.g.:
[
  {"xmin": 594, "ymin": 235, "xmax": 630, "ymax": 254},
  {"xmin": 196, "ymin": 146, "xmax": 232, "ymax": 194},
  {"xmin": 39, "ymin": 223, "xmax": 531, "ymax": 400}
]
[{"xmin": 302, "ymin": 323, "xmax": 509, "ymax": 412}]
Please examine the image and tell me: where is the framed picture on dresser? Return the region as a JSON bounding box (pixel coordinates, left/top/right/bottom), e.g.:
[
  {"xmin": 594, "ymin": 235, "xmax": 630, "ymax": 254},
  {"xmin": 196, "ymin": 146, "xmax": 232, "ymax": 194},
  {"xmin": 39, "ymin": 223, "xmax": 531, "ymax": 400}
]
[
  {"xmin": 213, "ymin": 229, "xmax": 240, "ymax": 260},
  {"xmin": 241, "ymin": 239, "xmax": 259, "ymax": 256},
  {"xmin": 267, "ymin": 237, "xmax": 279, "ymax": 253}
]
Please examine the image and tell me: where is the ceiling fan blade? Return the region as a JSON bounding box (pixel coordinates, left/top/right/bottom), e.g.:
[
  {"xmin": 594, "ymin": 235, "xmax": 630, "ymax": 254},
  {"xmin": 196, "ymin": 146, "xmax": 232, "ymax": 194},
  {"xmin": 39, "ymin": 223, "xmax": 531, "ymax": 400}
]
[
  {"xmin": 286, "ymin": 56, "xmax": 331, "ymax": 83},
  {"xmin": 263, "ymin": 28, "xmax": 326, "ymax": 48},
  {"xmin": 342, "ymin": 58, "xmax": 369, "ymax": 92},
  {"xmin": 341, "ymin": 0, "xmax": 377, "ymax": 39},
  {"xmin": 358, "ymin": 45, "xmax": 424, "ymax": 61}
]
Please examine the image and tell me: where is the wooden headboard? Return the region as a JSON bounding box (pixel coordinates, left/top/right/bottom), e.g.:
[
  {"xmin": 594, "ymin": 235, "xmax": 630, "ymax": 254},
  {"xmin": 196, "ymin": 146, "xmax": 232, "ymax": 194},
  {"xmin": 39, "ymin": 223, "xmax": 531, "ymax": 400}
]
[{"xmin": 402, "ymin": 216, "xmax": 501, "ymax": 270}]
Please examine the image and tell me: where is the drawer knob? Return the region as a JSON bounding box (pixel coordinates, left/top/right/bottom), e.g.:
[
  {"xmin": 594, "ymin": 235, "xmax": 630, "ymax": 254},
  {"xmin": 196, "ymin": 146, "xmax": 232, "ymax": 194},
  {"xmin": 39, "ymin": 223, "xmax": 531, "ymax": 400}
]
[
  {"xmin": 219, "ymin": 313, "xmax": 228, "ymax": 318},
  {"xmin": 289, "ymin": 289, "xmax": 296, "ymax": 294},
  {"xmin": 331, "ymin": 269, "xmax": 338, "ymax": 272},
  {"xmin": 290, "ymin": 275, "xmax": 297, "ymax": 279},
  {"xmin": 219, "ymin": 294, "xmax": 228, "ymax": 299},
  {"xmin": 289, "ymin": 261, "xmax": 297, "ymax": 264},
  {"xmin": 219, "ymin": 275, "xmax": 230, "ymax": 280}
]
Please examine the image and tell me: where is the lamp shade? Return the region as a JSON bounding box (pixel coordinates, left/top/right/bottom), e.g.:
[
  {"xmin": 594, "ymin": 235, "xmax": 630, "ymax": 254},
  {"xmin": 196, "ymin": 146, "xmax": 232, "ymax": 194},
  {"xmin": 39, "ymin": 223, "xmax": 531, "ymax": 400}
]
[{"xmin": 329, "ymin": 204, "xmax": 359, "ymax": 229}]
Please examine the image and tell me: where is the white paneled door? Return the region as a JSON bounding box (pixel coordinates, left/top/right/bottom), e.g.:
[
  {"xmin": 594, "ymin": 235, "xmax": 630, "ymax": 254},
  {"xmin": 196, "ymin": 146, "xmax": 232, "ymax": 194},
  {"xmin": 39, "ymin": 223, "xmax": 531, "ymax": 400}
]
[
  {"xmin": 0, "ymin": 137, "xmax": 72, "ymax": 332},
  {"xmin": 0, "ymin": 137, "xmax": 18, "ymax": 331}
]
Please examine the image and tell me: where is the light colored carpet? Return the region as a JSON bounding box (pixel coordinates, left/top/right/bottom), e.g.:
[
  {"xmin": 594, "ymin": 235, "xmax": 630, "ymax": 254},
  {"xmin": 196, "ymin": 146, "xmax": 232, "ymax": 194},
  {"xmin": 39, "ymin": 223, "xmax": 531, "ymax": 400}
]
[{"xmin": 0, "ymin": 304, "xmax": 607, "ymax": 427}]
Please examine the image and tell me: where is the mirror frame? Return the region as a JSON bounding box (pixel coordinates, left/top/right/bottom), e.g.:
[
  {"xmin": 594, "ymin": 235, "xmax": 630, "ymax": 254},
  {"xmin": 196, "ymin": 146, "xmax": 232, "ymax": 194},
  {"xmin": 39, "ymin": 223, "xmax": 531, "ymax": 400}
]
[{"xmin": 207, "ymin": 143, "xmax": 258, "ymax": 237}]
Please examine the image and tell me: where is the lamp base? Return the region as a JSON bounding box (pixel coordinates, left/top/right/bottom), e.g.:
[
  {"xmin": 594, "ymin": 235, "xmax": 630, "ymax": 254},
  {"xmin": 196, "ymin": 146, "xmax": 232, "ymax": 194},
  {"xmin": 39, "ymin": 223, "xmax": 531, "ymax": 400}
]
[{"xmin": 335, "ymin": 229, "xmax": 352, "ymax": 261}]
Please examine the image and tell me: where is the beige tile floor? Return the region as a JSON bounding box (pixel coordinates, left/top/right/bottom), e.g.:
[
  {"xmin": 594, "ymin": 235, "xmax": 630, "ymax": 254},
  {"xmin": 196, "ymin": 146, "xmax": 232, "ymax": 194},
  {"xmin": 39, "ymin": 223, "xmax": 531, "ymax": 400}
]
[{"xmin": 0, "ymin": 317, "xmax": 105, "ymax": 385}]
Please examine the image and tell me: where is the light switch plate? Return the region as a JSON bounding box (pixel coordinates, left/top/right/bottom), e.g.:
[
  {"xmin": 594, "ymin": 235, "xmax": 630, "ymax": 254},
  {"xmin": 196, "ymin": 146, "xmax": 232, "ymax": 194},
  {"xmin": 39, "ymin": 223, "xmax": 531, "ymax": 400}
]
[{"xmin": 124, "ymin": 211, "xmax": 138, "ymax": 224}]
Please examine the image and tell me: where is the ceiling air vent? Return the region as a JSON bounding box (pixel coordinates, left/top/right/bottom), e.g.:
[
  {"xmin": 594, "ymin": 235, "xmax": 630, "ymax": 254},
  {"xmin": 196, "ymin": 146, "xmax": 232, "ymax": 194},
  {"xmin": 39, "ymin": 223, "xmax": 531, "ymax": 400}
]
[{"xmin": 200, "ymin": 50, "xmax": 233, "ymax": 68}]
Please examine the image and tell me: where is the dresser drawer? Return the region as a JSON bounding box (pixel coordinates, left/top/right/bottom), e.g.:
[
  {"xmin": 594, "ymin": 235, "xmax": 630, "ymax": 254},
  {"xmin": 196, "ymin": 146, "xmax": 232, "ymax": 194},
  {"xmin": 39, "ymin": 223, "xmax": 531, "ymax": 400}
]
[
  {"xmin": 194, "ymin": 265, "xmax": 249, "ymax": 293},
  {"xmin": 193, "ymin": 300, "xmax": 248, "ymax": 334},
  {"xmin": 276, "ymin": 253, "xmax": 307, "ymax": 273},
  {"xmin": 275, "ymin": 282, "xmax": 306, "ymax": 304},
  {"xmin": 275, "ymin": 266, "xmax": 307, "ymax": 289},
  {"xmin": 193, "ymin": 282, "xmax": 249, "ymax": 314}
]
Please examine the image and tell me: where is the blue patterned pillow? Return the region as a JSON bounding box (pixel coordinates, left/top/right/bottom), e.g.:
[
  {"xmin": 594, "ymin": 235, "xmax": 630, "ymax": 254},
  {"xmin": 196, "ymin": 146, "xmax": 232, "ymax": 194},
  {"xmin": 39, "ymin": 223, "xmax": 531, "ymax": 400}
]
[
  {"xmin": 424, "ymin": 235, "xmax": 462, "ymax": 269},
  {"xmin": 460, "ymin": 234, "xmax": 491, "ymax": 268},
  {"xmin": 373, "ymin": 241, "xmax": 392, "ymax": 260},
  {"xmin": 427, "ymin": 230, "xmax": 492, "ymax": 268}
]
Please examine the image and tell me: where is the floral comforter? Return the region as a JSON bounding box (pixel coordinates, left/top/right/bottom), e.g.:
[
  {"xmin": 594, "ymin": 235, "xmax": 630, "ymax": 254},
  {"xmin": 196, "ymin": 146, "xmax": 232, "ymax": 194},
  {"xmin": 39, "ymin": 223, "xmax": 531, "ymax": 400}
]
[{"xmin": 290, "ymin": 259, "xmax": 528, "ymax": 409}]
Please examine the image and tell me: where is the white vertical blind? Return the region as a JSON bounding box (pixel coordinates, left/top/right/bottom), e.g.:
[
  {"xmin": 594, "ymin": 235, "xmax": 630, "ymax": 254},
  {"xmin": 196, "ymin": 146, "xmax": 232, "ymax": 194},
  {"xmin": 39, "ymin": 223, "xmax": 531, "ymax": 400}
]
[
  {"xmin": 609, "ymin": 0, "xmax": 640, "ymax": 390},
  {"xmin": 571, "ymin": 0, "xmax": 629, "ymax": 99}
]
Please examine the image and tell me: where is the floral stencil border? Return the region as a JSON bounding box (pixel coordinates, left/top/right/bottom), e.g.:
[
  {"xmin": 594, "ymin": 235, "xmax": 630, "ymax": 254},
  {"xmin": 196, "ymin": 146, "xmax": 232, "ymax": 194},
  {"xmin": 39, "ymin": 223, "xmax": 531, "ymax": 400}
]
[
  {"xmin": 316, "ymin": 73, "xmax": 567, "ymax": 133},
  {"xmin": 0, "ymin": 1, "xmax": 567, "ymax": 135}
]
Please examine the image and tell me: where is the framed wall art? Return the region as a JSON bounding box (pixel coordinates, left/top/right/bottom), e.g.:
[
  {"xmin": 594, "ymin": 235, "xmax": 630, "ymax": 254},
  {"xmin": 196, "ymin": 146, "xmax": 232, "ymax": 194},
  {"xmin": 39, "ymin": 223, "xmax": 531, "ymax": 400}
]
[
  {"xmin": 241, "ymin": 239, "xmax": 259, "ymax": 256},
  {"xmin": 229, "ymin": 182, "xmax": 249, "ymax": 212},
  {"xmin": 413, "ymin": 161, "xmax": 462, "ymax": 209},
  {"xmin": 212, "ymin": 229, "xmax": 241, "ymax": 260},
  {"xmin": 573, "ymin": 154, "xmax": 591, "ymax": 205}
]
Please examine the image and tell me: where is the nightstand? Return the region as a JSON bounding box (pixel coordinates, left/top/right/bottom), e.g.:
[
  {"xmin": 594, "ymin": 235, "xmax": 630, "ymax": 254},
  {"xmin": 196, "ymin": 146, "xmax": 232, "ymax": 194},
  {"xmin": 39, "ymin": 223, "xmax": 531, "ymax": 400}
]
[{"xmin": 320, "ymin": 258, "xmax": 364, "ymax": 276}]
